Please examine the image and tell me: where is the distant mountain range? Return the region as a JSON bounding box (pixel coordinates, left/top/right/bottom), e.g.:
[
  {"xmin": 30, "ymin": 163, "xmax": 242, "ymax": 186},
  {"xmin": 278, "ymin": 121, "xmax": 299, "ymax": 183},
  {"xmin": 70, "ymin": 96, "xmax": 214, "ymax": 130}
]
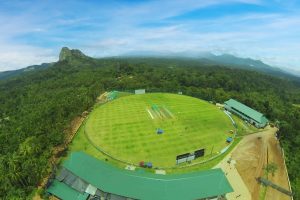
[
  {"xmin": 0, "ymin": 63, "xmax": 53, "ymax": 80},
  {"xmin": 121, "ymin": 51, "xmax": 300, "ymax": 79},
  {"xmin": 199, "ymin": 53, "xmax": 299, "ymax": 79},
  {"xmin": 0, "ymin": 48, "xmax": 299, "ymax": 80}
]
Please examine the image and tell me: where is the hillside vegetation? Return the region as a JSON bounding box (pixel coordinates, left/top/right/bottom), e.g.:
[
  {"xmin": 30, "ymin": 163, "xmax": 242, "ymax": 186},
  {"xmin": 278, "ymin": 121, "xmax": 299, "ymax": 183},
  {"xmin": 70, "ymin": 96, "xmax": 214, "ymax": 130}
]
[{"xmin": 0, "ymin": 48, "xmax": 299, "ymax": 199}]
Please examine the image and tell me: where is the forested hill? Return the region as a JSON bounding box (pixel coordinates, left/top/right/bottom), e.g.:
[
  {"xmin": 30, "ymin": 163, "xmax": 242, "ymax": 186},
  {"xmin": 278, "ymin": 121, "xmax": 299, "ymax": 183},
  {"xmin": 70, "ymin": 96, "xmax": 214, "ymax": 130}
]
[
  {"xmin": 1, "ymin": 48, "xmax": 300, "ymax": 81},
  {"xmin": 0, "ymin": 63, "xmax": 53, "ymax": 80},
  {"xmin": 123, "ymin": 51, "xmax": 299, "ymax": 79},
  {"xmin": 0, "ymin": 47, "xmax": 300, "ymax": 199}
]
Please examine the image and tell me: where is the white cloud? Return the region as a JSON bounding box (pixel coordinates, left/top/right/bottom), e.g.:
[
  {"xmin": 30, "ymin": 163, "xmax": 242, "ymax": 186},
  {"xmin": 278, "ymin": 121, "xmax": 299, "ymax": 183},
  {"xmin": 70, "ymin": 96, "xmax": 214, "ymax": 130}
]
[
  {"xmin": 0, "ymin": 43, "xmax": 56, "ymax": 72},
  {"xmin": 0, "ymin": 0, "xmax": 299, "ymax": 71}
]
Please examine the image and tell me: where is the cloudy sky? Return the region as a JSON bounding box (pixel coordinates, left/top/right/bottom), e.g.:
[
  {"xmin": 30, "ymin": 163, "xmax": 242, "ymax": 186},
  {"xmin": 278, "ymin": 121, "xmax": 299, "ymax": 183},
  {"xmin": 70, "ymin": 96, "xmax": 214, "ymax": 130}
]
[{"xmin": 0, "ymin": 0, "xmax": 300, "ymax": 72}]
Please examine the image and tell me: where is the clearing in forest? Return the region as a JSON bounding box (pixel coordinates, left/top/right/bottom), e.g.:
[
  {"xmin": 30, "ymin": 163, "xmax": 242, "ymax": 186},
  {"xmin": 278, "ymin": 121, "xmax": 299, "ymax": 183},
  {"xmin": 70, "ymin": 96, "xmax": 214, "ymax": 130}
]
[{"xmin": 84, "ymin": 93, "xmax": 234, "ymax": 168}]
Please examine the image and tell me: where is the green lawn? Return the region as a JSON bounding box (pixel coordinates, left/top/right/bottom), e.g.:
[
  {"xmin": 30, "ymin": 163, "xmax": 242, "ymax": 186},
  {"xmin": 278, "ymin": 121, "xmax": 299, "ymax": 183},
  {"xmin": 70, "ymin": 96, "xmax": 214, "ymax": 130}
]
[
  {"xmin": 83, "ymin": 93, "xmax": 234, "ymax": 168},
  {"xmin": 231, "ymin": 114, "xmax": 259, "ymax": 136}
]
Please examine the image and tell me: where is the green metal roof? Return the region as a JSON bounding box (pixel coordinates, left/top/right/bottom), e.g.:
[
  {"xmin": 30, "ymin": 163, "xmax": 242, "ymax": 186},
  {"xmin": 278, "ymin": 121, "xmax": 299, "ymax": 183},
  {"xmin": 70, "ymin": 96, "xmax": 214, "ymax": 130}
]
[
  {"xmin": 107, "ymin": 91, "xmax": 118, "ymax": 100},
  {"xmin": 47, "ymin": 180, "xmax": 89, "ymax": 200},
  {"xmin": 224, "ymin": 99, "xmax": 268, "ymax": 124},
  {"xmin": 63, "ymin": 152, "xmax": 233, "ymax": 200}
]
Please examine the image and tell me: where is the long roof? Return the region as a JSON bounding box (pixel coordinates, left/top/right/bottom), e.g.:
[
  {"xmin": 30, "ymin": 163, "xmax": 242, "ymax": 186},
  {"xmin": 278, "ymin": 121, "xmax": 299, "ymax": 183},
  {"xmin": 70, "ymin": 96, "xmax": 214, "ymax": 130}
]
[
  {"xmin": 47, "ymin": 180, "xmax": 89, "ymax": 200},
  {"xmin": 224, "ymin": 99, "xmax": 267, "ymax": 123},
  {"xmin": 62, "ymin": 152, "xmax": 233, "ymax": 200}
]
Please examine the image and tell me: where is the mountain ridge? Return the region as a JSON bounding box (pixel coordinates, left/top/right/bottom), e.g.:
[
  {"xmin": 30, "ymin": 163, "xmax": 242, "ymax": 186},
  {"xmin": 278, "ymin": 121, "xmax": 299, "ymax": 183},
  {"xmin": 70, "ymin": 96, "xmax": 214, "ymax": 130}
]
[
  {"xmin": 120, "ymin": 50, "xmax": 298, "ymax": 79},
  {"xmin": 59, "ymin": 47, "xmax": 88, "ymax": 61},
  {"xmin": 0, "ymin": 63, "xmax": 53, "ymax": 80},
  {"xmin": 0, "ymin": 47, "xmax": 299, "ymax": 80}
]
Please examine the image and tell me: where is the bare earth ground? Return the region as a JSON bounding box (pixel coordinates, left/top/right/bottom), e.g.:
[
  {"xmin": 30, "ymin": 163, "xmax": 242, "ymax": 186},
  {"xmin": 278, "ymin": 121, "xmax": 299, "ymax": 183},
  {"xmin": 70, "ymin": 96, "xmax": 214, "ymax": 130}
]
[
  {"xmin": 264, "ymin": 131, "xmax": 292, "ymax": 200},
  {"xmin": 97, "ymin": 91, "xmax": 108, "ymax": 103},
  {"xmin": 214, "ymin": 151, "xmax": 252, "ymax": 200},
  {"xmin": 230, "ymin": 127, "xmax": 291, "ymax": 200}
]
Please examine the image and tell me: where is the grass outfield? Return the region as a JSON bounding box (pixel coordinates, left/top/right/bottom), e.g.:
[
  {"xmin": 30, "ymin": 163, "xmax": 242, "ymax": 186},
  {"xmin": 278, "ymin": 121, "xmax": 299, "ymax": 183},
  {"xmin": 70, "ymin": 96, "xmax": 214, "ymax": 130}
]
[
  {"xmin": 84, "ymin": 93, "xmax": 234, "ymax": 168},
  {"xmin": 231, "ymin": 114, "xmax": 259, "ymax": 136}
]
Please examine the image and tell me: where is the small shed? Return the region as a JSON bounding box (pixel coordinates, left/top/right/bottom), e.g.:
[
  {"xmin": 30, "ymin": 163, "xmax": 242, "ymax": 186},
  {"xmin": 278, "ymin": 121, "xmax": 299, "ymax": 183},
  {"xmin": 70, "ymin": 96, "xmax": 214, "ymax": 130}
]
[
  {"xmin": 107, "ymin": 91, "xmax": 118, "ymax": 100},
  {"xmin": 135, "ymin": 89, "xmax": 145, "ymax": 95},
  {"xmin": 146, "ymin": 162, "xmax": 153, "ymax": 168},
  {"xmin": 139, "ymin": 161, "xmax": 144, "ymax": 167},
  {"xmin": 157, "ymin": 128, "xmax": 164, "ymax": 134},
  {"xmin": 226, "ymin": 137, "xmax": 233, "ymax": 143}
]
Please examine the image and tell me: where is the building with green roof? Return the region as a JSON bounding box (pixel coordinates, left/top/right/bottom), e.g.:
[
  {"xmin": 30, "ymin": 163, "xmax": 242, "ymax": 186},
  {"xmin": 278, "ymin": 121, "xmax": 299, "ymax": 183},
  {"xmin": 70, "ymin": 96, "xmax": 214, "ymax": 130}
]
[
  {"xmin": 47, "ymin": 152, "xmax": 233, "ymax": 200},
  {"xmin": 224, "ymin": 99, "xmax": 268, "ymax": 128},
  {"xmin": 47, "ymin": 180, "xmax": 89, "ymax": 200}
]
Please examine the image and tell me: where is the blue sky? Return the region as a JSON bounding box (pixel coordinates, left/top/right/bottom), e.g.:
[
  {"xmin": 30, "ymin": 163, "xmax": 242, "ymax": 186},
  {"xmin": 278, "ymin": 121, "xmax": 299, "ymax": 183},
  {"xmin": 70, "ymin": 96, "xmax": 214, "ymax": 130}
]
[{"xmin": 0, "ymin": 0, "xmax": 300, "ymax": 72}]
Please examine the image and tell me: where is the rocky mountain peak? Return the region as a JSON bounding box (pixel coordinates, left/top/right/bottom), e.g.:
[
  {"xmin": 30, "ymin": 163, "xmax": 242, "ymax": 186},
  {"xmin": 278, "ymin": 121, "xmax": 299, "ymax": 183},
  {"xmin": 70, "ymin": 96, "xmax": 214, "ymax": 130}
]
[{"xmin": 59, "ymin": 47, "xmax": 87, "ymax": 61}]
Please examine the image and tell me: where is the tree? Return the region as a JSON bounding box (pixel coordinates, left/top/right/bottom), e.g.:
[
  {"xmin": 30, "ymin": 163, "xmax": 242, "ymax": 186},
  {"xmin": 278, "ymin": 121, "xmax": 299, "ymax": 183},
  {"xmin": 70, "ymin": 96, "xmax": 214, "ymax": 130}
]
[
  {"xmin": 264, "ymin": 162, "xmax": 278, "ymax": 177},
  {"xmin": 0, "ymin": 56, "xmax": 300, "ymax": 199}
]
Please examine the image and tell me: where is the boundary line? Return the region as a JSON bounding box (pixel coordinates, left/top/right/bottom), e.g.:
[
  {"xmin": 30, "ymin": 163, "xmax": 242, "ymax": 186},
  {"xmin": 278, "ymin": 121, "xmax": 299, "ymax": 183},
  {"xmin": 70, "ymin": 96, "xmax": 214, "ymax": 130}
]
[{"xmin": 83, "ymin": 92, "xmax": 239, "ymax": 170}]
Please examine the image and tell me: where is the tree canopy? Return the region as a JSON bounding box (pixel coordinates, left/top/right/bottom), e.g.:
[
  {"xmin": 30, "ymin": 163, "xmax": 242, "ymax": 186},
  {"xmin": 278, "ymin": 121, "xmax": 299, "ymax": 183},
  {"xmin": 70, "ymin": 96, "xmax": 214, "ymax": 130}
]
[{"xmin": 0, "ymin": 55, "xmax": 300, "ymax": 199}]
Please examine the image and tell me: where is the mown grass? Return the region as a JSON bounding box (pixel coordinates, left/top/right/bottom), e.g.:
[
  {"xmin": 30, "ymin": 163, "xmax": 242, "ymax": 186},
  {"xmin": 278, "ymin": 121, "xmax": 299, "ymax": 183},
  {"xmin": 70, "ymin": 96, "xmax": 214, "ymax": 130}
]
[
  {"xmin": 82, "ymin": 93, "xmax": 234, "ymax": 168},
  {"xmin": 67, "ymin": 93, "xmax": 264, "ymax": 174},
  {"xmin": 232, "ymin": 114, "xmax": 259, "ymax": 136},
  {"xmin": 167, "ymin": 137, "xmax": 242, "ymax": 174},
  {"xmin": 68, "ymin": 120, "xmax": 242, "ymax": 174}
]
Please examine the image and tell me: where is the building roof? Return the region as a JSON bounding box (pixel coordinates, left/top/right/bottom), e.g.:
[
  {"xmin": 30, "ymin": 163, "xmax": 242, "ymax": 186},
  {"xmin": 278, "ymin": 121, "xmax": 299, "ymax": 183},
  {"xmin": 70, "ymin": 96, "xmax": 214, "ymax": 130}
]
[
  {"xmin": 224, "ymin": 99, "xmax": 268, "ymax": 124},
  {"xmin": 47, "ymin": 180, "xmax": 89, "ymax": 200},
  {"xmin": 61, "ymin": 152, "xmax": 233, "ymax": 200}
]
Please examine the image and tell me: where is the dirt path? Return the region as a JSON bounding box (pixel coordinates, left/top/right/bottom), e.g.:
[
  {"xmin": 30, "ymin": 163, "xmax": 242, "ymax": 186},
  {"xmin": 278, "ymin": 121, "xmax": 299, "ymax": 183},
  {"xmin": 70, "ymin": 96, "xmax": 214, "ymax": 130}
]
[
  {"xmin": 97, "ymin": 91, "xmax": 108, "ymax": 103},
  {"xmin": 214, "ymin": 152, "xmax": 252, "ymax": 200},
  {"xmin": 230, "ymin": 127, "xmax": 292, "ymax": 200}
]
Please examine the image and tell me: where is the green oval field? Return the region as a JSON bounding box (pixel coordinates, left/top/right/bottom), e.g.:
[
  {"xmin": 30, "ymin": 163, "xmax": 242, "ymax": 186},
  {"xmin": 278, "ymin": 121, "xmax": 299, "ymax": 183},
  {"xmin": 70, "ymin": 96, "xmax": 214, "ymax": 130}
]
[{"xmin": 85, "ymin": 93, "xmax": 234, "ymax": 168}]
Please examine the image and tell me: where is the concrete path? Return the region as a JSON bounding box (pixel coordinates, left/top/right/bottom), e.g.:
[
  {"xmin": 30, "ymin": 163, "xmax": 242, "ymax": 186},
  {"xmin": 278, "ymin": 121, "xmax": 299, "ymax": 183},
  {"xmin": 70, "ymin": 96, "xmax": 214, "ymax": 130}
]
[{"xmin": 214, "ymin": 153, "xmax": 252, "ymax": 200}]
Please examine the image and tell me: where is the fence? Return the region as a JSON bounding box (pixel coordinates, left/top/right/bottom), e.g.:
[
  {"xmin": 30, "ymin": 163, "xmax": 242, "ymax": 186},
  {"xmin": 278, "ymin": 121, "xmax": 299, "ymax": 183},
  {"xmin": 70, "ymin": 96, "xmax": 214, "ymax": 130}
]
[
  {"xmin": 257, "ymin": 177, "xmax": 293, "ymax": 197},
  {"xmin": 281, "ymin": 148, "xmax": 294, "ymax": 200}
]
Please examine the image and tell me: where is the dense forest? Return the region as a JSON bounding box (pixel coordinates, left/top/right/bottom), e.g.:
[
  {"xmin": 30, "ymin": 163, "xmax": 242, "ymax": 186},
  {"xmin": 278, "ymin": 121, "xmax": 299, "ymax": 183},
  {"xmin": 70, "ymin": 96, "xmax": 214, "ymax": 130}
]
[{"xmin": 0, "ymin": 49, "xmax": 300, "ymax": 199}]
